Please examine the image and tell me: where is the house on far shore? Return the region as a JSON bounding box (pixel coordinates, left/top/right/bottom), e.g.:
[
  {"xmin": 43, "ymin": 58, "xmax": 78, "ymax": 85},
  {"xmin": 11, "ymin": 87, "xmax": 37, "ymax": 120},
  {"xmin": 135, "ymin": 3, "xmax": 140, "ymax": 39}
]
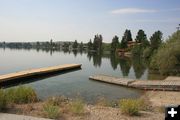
[
  {"xmin": 116, "ymin": 40, "xmax": 141, "ymax": 57},
  {"xmin": 127, "ymin": 41, "xmax": 141, "ymax": 48}
]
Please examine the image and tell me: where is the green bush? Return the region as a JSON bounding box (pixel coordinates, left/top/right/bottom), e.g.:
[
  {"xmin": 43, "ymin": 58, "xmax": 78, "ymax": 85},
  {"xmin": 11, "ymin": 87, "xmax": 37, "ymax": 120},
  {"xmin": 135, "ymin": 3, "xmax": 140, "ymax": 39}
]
[
  {"xmin": 5, "ymin": 86, "xmax": 37, "ymax": 104},
  {"xmin": 119, "ymin": 99, "xmax": 142, "ymax": 116},
  {"xmin": 0, "ymin": 89, "xmax": 6, "ymax": 111},
  {"xmin": 143, "ymin": 47, "xmax": 153, "ymax": 59},
  {"xmin": 150, "ymin": 31, "xmax": 180, "ymax": 75},
  {"xmin": 43, "ymin": 102, "xmax": 60, "ymax": 119},
  {"xmin": 70, "ymin": 99, "xmax": 85, "ymax": 115},
  {"xmin": 131, "ymin": 44, "xmax": 143, "ymax": 56}
]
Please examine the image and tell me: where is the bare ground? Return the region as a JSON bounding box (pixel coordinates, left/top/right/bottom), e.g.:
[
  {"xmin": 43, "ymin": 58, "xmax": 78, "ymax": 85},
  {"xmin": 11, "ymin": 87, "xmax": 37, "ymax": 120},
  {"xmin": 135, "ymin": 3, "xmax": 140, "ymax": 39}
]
[
  {"xmin": 66, "ymin": 105, "xmax": 164, "ymax": 120},
  {"xmin": 4, "ymin": 102, "xmax": 164, "ymax": 120},
  {"xmin": 145, "ymin": 91, "xmax": 180, "ymax": 107}
]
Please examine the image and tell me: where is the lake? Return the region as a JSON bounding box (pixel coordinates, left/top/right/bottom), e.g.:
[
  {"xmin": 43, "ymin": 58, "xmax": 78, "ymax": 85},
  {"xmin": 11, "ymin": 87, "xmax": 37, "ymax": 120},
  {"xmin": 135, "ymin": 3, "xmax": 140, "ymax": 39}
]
[{"xmin": 0, "ymin": 48, "xmax": 165, "ymax": 103}]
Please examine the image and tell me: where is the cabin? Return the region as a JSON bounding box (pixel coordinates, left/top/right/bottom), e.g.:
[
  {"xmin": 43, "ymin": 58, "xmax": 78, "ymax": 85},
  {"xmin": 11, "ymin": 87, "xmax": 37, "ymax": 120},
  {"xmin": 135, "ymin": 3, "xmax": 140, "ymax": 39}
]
[
  {"xmin": 116, "ymin": 41, "xmax": 141, "ymax": 57},
  {"xmin": 127, "ymin": 41, "xmax": 136, "ymax": 48}
]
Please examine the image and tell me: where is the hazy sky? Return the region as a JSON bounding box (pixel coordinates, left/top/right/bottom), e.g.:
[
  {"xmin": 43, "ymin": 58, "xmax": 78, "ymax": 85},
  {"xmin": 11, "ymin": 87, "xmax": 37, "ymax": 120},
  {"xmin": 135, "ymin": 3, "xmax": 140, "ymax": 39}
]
[{"xmin": 0, "ymin": 0, "xmax": 180, "ymax": 42}]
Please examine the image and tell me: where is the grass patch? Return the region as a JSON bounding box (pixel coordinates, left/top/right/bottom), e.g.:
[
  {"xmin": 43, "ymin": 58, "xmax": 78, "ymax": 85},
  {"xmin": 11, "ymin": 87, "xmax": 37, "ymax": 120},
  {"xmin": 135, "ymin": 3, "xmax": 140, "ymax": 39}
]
[
  {"xmin": 5, "ymin": 86, "xmax": 38, "ymax": 104},
  {"xmin": 119, "ymin": 99, "xmax": 144, "ymax": 116},
  {"xmin": 70, "ymin": 98, "xmax": 85, "ymax": 115},
  {"xmin": 43, "ymin": 102, "xmax": 60, "ymax": 119},
  {"xmin": 0, "ymin": 89, "xmax": 7, "ymax": 111}
]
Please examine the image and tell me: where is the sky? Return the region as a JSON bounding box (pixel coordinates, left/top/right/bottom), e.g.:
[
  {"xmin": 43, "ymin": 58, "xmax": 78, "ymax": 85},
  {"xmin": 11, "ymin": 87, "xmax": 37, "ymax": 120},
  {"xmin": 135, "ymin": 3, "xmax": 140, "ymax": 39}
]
[{"xmin": 0, "ymin": 0, "xmax": 180, "ymax": 43}]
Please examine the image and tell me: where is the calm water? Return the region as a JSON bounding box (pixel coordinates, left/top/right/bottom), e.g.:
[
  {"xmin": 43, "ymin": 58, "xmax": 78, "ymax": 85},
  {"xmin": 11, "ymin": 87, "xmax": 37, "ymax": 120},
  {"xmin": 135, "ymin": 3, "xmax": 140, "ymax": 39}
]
[{"xmin": 0, "ymin": 48, "xmax": 164, "ymax": 103}]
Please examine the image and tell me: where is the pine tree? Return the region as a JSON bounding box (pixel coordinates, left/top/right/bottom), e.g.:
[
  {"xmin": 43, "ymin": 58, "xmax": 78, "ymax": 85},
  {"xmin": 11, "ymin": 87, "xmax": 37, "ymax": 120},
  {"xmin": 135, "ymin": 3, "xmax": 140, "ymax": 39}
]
[
  {"xmin": 150, "ymin": 31, "xmax": 163, "ymax": 50},
  {"xmin": 88, "ymin": 39, "xmax": 93, "ymax": 50},
  {"xmin": 93, "ymin": 34, "xmax": 103, "ymax": 51},
  {"xmin": 120, "ymin": 30, "xmax": 132, "ymax": 48},
  {"xmin": 135, "ymin": 29, "xmax": 150, "ymax": 48},
  {"xmin": 111, "ymin": 35, "xmax": 119, "ymax": 52},
  {"xmin": 73, "ymin": 40, "xmax": 78, "ymax": 49},
  {"xmin": 79, "ymin": 42, "xmax": 83, "ymax": 50}
]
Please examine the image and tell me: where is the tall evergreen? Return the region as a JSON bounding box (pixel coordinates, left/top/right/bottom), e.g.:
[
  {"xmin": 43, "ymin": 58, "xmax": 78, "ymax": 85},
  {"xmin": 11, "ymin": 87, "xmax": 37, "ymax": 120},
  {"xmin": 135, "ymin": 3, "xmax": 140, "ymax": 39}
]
[
  {"xmin": 111, "ymin": 35, "xmax": 119, "ymax": 52},
  {"xmin": 79, "ymin": 42, "xmax": 83, "ymax": 50},
  {"xmin": 50, "ymin": 39, "xmax": 53, "ymax": 46},
  {"xmin": 87, "ymin": 39, "xmax": 93, "ymax": 50},
  {"xmin": 93, "ymin": 34, "xmax": 103, "ymax": 51},
  {"xmin": 150, "ymin": 31, "xmax": 163, "ymax": 50},
  {"xmin": 73, "ymin": 40, "xmax": 78, "ymax": 49},
  {"xmin": 121, "ymin": 29, "xmax": 132, "ymax": 48},
  {"xmin": 135, "ymin": 29, "xmax": 150, "ymax": 48}
]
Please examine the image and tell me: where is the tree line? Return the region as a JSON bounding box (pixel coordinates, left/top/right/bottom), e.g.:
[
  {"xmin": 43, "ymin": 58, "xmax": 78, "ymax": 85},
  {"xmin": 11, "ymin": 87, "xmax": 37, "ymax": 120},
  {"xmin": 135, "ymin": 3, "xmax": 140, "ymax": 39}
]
[
  {"xmin": 110, "ymin": 29, "xmax": 162, "ymax": 54},
  {"xmin": 0, "ymin": 29, "xmax": 179, "ymax": 75},
  {"xmin": 0, "ymin": 29, "xmax": 163, "ymax": 54}
]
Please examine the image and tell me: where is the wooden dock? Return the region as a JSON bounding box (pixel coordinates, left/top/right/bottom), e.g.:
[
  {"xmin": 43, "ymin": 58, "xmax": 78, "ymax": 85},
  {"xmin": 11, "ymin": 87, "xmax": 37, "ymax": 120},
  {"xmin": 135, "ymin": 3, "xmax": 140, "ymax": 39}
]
[
  {"xmin": 0, "ymin": 64, "xmax": 81, "ymax": 83},
  {"xmin": 89, "ymin": 75, "xmax": 180, "ymax": 91}
]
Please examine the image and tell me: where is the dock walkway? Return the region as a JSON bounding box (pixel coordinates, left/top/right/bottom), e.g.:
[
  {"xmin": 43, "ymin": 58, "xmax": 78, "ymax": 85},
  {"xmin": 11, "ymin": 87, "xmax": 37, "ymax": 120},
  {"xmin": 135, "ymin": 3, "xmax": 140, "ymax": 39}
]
[
  {"xmin": 89, "ymin": 75, "xmax": 180, "ymax": 91},
  {"xmin": 0, "ymin": 64, "xmax": 81, "ymax": 83}
]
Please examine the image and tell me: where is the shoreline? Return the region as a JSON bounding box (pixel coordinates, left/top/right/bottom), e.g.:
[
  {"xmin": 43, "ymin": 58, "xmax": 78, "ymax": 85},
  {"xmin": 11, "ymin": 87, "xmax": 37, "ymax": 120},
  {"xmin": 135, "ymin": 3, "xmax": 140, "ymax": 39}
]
[
  {"xmin": 1, "ymin": 80, "xmax": 180, "ymax": 120},
  {"xmin": 3, "ymin": 100, "xmax": 164, "ymax": 120}
]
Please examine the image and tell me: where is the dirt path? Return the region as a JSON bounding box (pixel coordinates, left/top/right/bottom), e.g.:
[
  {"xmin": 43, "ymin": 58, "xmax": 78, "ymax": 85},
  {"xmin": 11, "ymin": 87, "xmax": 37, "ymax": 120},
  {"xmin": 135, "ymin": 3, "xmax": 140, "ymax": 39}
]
[
  {"xmin": 67, "ymin": 105, "xmax": 164, "ymax": 120},
  {"xmin": 0, "ymin": 113, "xmax": 51, "ymax": 120},
  {"xmin": 145, "ymin": 91, "xmax": 180, "ymax": 107}
]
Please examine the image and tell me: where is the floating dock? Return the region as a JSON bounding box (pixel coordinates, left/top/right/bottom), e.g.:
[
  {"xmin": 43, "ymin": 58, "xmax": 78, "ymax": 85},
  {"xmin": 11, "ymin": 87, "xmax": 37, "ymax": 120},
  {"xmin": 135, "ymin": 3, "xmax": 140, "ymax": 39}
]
[
  {"xmin": 89, "ymin": 75, "xmax": 180, "ymax": 91},
  {"xmin": 0, "ymin": 64, "xmax": 81, "ymax": 83}
]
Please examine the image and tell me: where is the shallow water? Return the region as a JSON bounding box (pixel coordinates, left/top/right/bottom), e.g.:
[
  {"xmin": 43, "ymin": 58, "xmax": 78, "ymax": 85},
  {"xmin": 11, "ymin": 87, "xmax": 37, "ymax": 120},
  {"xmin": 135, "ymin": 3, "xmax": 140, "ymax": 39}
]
[{"xmin": 0, "ymin": 48, "xmax": 164, "ymax": 103}]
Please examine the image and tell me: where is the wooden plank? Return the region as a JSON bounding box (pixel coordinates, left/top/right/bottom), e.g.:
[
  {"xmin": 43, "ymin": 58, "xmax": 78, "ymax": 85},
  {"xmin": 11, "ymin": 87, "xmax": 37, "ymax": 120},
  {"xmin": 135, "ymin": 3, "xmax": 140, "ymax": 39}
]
[
  {"xmin": 89, "ymin": 75, "xmax": 180, "ymax": 91},
  {"xmin": 129, "ymin": 80, "xmax": 180, "ymax": 91},
  {"xmin": 0, "ymin": 64, "xmax": 81, "ymax": 83},
  {"xmin": 89, "ymin": 75, "xmax": 136, "ymax": 86},
  {"xmin": 165, "ymin": 76, "xmax": 180, "ymax": 81}
]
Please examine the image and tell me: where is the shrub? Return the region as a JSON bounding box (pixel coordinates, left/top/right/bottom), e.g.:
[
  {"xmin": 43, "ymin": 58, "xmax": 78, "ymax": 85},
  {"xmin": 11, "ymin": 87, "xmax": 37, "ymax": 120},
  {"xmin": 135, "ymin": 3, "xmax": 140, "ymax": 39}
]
[
  {"xmin": 70, "ymin": 99, "xmax": 85, "ymax": 115},
  {"xmin": 5, "ymin": 86, "xmax": 37, "ymax": 104},
  {"xmin": 43, "ymin": 102, "xmax": 60, "ymax": 119},
  {"xmin": 0, "ymin": 89, "xmax": 6, "ymax": 111},
  {"xmin": 131, "ymin": 44, "xmax": 143, "ymax": 56},
  {"xmin": 150, "ymin": 31, "xmax": 180, "ymax": 75},
  {"xmin": 119, "ymin": 99, "xmax": 142, "ymax": 116},
  {"xmin": 143, "ymin": 47, "xmax": 153, "ymax": 59}
]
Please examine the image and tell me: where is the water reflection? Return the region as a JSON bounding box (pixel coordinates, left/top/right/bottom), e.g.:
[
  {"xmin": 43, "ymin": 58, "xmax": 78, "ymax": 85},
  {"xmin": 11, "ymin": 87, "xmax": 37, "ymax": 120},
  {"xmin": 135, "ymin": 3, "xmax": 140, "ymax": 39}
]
[
  {"xmin": 86, "ymin": 51, "xmax": 149, "ymax": 79},
  {"xmin": 92, "ymin": 52, "xmax": 102, "ymax": 67},
  {"xmin": 14, "ymin": 47, "xmax": 147, "ymax": 78},
  {"xmin": 72, "ymin": 50, "xmax": 78, "ymax": 57},
  {"xmin": 119, "ymin": 58, "xmax": 131, "ymax": 77},
  {"xmin": 0, "ymin": 47, "xmax": 150, "ymax": 102},
  {"xmin": 0, "ymin": 48, "xmax": 165, "ymax": 80},
  {"xmin": 132, "ymin": 55, "xmax": 147, "ymax": 79},
  {"xmin": 110, "ymin": 54, "xmax": 119, "ymax": 70}
]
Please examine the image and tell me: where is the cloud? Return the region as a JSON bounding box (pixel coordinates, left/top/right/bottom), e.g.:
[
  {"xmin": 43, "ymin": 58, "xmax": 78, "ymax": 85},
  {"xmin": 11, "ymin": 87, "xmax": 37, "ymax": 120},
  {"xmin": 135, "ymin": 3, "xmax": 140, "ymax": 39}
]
[
  {"xmin": 110, "ymin": 8, "xmax": 180, "ymax": 15},
  {"xmin": 111, "ymin": 8, "xmax": 157, "ymax": 14},
  {"xmin": 134, "ymin": 18, "xmax": 180, "ymax": 23}
]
